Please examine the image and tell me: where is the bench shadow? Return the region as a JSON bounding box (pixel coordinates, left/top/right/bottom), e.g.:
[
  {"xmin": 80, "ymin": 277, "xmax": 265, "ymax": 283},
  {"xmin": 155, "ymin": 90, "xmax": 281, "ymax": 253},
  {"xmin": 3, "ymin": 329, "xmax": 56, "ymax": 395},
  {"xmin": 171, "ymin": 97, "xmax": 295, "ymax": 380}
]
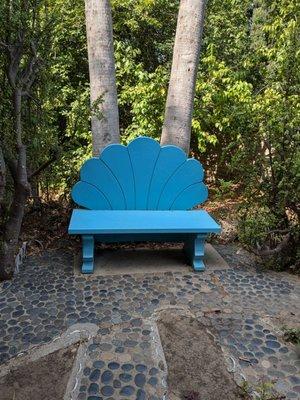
[{"xmin": 73, "ymin": 244, "xmax": 229, "ymax": 276}]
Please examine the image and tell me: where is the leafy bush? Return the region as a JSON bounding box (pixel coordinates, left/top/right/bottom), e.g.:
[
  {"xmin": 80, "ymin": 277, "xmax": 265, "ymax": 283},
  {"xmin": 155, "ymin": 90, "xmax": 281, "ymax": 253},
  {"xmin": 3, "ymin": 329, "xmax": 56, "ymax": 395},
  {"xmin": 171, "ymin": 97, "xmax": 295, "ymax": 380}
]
[
  {"xmin": 238, "ymin": 206, "xmax": 277, "ymax": 249},
  {"xmin": 213, "ymin": 179, "xmax": 235, "ymax": 199},
  {"xmin": 238, "ymin": 205, "xmax": 299, "ymax": 271},
  {"xmin": 283, "ymin": 327, "xmax": 300, "ymax": 345}
]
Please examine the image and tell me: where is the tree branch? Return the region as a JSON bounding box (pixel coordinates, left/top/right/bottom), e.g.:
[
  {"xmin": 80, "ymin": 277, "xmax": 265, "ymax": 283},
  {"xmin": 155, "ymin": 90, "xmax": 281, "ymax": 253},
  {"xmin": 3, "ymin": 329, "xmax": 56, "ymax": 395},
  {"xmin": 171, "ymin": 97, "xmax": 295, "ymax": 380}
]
[
  {"xmin": 28, "ymin": 155, "xmax": 58, "ymax": 181},
  {"xmin": 266, "ymin": 228, "xmax": 291, "ymax": 236},
  {"xmin": 255, "ymin": 233, "xmax": 291, "ymax": 257},
  {"xmin": 8, "ymin": 44, "xmax": 23, "ymax": 87}
]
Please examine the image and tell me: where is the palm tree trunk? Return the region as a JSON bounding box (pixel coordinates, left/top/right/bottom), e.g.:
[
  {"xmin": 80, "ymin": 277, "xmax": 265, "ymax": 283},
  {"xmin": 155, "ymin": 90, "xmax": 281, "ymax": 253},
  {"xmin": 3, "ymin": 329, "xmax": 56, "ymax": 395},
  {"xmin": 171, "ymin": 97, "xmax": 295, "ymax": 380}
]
[
  {"xmin": 161, "ymin": 0, "xmax": 207, "ymax": 154},
  {"xmin": 85, "ymin": 0, "xmax": 120, "ymax": 156}
]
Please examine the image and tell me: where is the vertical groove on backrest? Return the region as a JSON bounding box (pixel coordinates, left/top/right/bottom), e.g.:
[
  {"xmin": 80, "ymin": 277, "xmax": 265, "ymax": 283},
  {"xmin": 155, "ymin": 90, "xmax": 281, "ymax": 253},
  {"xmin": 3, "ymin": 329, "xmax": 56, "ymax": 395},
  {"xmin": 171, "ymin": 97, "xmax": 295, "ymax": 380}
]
[
  {"xmin": 127, "ymin": 147, "xmax": 136, "ymax": 209},
  {"xmin": 72, "ymin": 181, "xmax": 112, "ymax": 210},
  {"xmin": 146, "ymin": 148, "xmax": 161, "ymax": 210},
  {"xmin": 158, "ymin": 159, "xmax": 205, "ymax": 210},
  {"xmin": 127, "ymin": 137, "xmax": 161, "ymax": 209},
  {"xmin": 100, "ymin": 144, "xmax": 135, "ymax": 210},
  {"xmin": 80, "ymin": 158, "xmax": 126, "ymax": 209},
  {"xmin": 169, "ymin": 182, "xmax": 208, "ymax": 210},
  {"xmin": 155, "ymin": 160, "xmax": 186, "ymax": 209},
  {"xmin": 147, "ymin": 145, "xmax": 187, "ymax": 210},
  {"xmin": 80, "ymin": 180, "xmax": 113, "ymax": 209},
  {"xmin": 101, "ymin": 158, "xmax": 127, "ymax": 209}
]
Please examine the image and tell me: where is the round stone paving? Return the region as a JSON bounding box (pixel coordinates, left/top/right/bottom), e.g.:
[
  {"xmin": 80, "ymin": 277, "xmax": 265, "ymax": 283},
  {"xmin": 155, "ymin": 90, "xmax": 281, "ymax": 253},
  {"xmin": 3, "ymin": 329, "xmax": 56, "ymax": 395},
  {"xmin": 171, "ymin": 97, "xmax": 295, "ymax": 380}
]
[{"xmin": 0, "ymin": 245, "xmax": 299, "ymax": 399}]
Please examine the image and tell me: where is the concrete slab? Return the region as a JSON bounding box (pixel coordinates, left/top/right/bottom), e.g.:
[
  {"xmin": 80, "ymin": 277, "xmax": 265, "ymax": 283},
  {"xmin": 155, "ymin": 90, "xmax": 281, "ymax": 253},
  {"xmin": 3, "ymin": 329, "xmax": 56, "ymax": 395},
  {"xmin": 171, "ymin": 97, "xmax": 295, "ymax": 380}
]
[
  {"xmin": 205, "ymin": 243, "xmax": 230, "ymax": 270},
  {"xmin": 73, "ymin": 243, "xmax": 229, "ymax": 276}
]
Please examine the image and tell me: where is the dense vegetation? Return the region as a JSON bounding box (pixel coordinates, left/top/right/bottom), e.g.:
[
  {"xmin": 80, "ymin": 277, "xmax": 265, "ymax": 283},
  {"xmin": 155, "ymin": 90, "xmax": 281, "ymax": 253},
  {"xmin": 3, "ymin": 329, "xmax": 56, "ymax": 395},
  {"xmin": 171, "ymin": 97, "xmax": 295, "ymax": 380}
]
[{"xmin": 0, "ymin": 0, "xmax": 299, "ymax": 277}]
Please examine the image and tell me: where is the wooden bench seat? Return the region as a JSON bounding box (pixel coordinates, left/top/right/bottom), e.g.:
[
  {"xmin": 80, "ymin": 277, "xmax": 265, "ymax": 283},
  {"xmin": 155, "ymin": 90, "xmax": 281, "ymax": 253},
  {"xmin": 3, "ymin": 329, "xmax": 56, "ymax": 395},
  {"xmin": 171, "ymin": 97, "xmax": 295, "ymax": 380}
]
[
  {"xmin": 69, "ymin": 210, "xmax": 220, "ymax": 234},
  {"xmin": 69, "ymin": 209, "xmax": 220, "ymax": 273},
  {"xmin": 68, "ymin": 137, "xmax": 221, "ymax": 273}
]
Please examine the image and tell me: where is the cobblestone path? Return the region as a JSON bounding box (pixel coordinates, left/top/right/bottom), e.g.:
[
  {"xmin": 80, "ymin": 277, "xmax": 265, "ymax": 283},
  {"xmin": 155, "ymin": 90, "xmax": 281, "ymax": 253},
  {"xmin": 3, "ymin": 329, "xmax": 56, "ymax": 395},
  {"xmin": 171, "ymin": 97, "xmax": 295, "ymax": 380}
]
[{"xmin": 0, "ymin": 245, "xmax": 299, "ymax": 399}]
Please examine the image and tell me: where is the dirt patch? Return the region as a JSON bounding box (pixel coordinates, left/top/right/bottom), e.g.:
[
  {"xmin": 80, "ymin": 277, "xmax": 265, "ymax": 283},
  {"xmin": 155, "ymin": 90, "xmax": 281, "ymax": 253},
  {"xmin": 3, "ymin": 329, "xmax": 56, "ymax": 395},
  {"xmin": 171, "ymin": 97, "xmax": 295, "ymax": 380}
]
[
  {"xmin": 0, "ymin": 344, "xmax": 78, "ymax": 400},
  {"xmin": 157, "ymin": 311, "xmax": 246, "ymax": 400}
]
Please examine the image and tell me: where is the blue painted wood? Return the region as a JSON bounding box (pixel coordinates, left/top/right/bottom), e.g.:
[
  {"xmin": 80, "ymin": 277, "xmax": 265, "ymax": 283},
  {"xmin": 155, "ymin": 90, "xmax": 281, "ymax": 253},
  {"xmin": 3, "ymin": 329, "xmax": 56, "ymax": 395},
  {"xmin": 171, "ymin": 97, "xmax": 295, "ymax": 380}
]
[
  {"xmin": 82, "ymin": 235, "xmax": 94, "ymax": 273},
  {"xmin": 94, "ymin": 233, "xmax": 194, "ymax": 243},
  {"xmin": 100, "ymin": 144, "xmax": 135, "ymax": 209},
  {"xmin": 158, "ymin": 158, "xmax": 206, "ymax": 210},
  {"xmin": 170, "ymin": 182, "xmax": 208, "ymax": 210},
  {"xmin": 127, "ymin": 137, "xmax": 161, "ymax": 209},
  {"xmin": 147, "ymin": 145, "xmax": 186, "ymax": 209},
  {"xmin": 69, "ymin": 136, "xmax": 221, "ymax": 273},
  {"xmin": 184, "ymin": 234, "xmax": 206, "ymax": 271},
  {"xmin": 68, "ymin": 210, "xmax": 221, "ymax": 235},
  {"xmin": 78, "ymin": 158, "xmax": 125, "ymax": 209},
  {"xmin": 72, "ymin": 181, "xmax": 111, "ymax": 210},
  {"xmin": 71, "ymin": 136, "xmax": 208, "ymax": 210}
]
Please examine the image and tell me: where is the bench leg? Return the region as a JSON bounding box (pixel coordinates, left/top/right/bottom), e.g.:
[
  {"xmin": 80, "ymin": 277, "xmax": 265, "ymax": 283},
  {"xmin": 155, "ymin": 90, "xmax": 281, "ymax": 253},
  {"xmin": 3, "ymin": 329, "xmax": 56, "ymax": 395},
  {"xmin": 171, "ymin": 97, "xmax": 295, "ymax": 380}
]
[
  {"xmin": 82, "ymin": 235, "xmax": 94, "ymax": 274},
  {"xmin": 184, "ymin": 234, "xmax": 206, "ymax": 271}
]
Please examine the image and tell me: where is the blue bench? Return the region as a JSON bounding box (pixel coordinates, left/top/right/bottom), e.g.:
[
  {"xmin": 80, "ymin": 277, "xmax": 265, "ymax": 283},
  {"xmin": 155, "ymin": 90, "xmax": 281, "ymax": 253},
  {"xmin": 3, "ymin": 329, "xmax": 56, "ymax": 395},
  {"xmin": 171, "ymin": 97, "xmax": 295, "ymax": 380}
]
[{"xmin": 68, "ymin": 137, "xmax": 221, "ymax": 273}]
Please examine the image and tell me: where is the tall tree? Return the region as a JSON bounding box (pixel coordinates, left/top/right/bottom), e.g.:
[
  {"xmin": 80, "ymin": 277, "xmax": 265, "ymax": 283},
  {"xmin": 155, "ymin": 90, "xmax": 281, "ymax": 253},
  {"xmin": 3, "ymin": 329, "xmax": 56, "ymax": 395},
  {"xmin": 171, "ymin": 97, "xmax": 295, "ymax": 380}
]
[
  {"xmin": 85, "ymin": 0, "xmax": 119, "ymax": 156},
  {"xmin": 161, "ymin": 0, "xmax": 207, "ymax": 153},
  {"xmin": 0, "ymin": 0, "xmax": 56, "ymax": 280}
]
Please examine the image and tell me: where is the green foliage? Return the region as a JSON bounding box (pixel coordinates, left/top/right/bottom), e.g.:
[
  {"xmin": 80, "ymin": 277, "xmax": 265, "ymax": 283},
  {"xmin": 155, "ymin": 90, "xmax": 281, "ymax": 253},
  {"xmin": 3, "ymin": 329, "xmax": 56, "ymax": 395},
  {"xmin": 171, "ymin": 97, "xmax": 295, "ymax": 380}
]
[
  {"xmin": 241, "ymin": 379, "xmax": 283, "ymax": 400},
  {"xmin": 282, "ymin": 327, "xmax": 300, "ymax": 345},
  {"xmin": 0, "ymin": 0, "xmax": 59, "ymax": 193},
  {"xmin": 233, "ymin": 0, "xmax": 300, "ymax": 268},
  {"xmin": 1, "ymin": 0, "xmax": 299, "ymax": 270},
  {"xmin": 112, "ymin": 0, "xmax": 179, "ymax": 71},
  {"xmin": 213, "ymin": 179, "xmax": 235, "ymax": 199},
  {"xmin": 238, "ymin": 206, "xmax": 277, "ymax": 248}
]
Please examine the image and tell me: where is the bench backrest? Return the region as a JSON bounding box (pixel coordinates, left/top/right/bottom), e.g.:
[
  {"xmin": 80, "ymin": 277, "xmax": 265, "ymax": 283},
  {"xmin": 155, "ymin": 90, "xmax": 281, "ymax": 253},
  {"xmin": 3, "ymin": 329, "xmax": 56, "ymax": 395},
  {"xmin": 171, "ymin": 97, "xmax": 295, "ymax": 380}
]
[{"xmin": 71, "ymin": 136, "xmax": 208, "ymax": 210}]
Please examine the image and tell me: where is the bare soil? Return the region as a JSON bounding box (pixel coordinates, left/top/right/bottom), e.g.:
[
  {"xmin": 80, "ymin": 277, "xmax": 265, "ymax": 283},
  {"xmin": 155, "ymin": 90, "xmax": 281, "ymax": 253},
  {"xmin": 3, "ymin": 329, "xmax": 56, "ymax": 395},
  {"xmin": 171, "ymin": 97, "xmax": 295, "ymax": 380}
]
[
  {"xmin": 0, "ymin": 344, "xmax": 78, "ymax": 400},
  {"xmin": 157, "ymin": 311, "xmax": 246, "ymax": 400}
]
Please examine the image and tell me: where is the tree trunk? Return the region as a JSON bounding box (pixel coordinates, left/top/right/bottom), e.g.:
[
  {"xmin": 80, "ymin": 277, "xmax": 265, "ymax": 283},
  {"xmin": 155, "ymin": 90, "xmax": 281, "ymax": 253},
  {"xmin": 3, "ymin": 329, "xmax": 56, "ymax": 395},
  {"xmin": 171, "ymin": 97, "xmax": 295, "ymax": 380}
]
[
  {"xmin": 161, "ymin": 0, "xmax": 207, "ymax": 154},
  {"xmin": 85, "ymin": 0, "xmax": 120, "ymax": 156},
  {"xmin": 0, "ymin": 146, "xmax": 5, "ymax": 208},
  {"xmin": 0, "ymin": 89, "xmax": 30, "ymax": 281},
  {"xmin": 0, "ymin": 145, "xmax": 30, "ymax": 280}
]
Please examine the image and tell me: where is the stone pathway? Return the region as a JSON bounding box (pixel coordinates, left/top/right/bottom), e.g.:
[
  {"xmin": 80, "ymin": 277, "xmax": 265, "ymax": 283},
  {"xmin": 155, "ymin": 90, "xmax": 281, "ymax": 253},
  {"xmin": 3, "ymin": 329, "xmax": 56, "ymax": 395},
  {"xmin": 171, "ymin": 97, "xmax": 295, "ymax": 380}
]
[
  {"xmin": 0, "ymin": 244, "xmax": 299, "ymax": 399},
  {"xmin": 76, "ymin": 319, "xmax": 167, "ymax": 400}
]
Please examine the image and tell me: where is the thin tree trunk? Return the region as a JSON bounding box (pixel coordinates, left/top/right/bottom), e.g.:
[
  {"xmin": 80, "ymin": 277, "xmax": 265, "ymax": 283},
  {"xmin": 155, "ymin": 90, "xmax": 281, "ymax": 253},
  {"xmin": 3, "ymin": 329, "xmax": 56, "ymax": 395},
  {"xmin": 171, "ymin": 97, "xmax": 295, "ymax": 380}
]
[
  {"xmin": 0, "ymin": 147, "xmax": 5, "ymax": 208},
  {"xmin": 0, "ymin": 147, "xmax": 29, "ymax": 280},
  {"xmin": 85, "ymin": 0, "xmax": 120, "ymax": 156},
  {"xmin": 161, "ymin": 0, "xmax": 207, "ymax": 154},
  {"xmin": 0, "ymin": 89, "xmax": 30, "ymax": 280},
  {"xmin": 14, "ymin": 88, "xmax": 22, "ymax": 146}
]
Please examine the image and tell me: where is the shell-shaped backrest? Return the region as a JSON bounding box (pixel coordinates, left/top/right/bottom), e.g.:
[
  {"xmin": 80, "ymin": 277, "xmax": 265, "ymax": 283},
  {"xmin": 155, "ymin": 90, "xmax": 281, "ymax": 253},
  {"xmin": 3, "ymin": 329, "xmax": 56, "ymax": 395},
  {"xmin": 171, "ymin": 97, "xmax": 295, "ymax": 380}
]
[{"xmin": 71, "ymin": 137, "xmax": 208, "ymax": 210}]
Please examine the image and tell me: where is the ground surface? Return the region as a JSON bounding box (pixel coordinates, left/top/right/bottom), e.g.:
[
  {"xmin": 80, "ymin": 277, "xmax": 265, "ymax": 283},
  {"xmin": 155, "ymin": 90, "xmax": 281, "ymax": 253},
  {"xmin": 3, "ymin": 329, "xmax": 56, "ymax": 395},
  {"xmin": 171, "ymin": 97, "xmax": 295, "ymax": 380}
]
[
  {"xmin": 0, "ymin": 345, "xmax": 78, "ymax": 400},
  {"xmin": 157, "ymin": 311, "xmax": 244, "ymax": 399},
  {"xmin": 0, "ymin": 244, "xmax": 299, "ymax": 400}
]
